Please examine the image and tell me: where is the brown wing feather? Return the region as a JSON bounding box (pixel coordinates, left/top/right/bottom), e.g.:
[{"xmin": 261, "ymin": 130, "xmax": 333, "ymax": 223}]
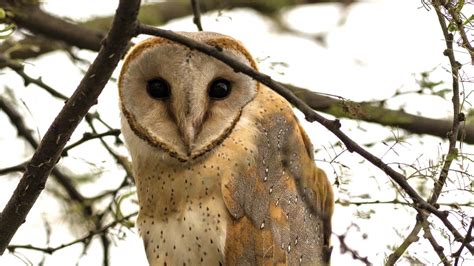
[
  {"xmin": 222, "ymin": 86, "xmax": 334, "ymax": 265},
  {"xmin": 297, "ymin": 120, "xmax": 334, "ymax": 250}
]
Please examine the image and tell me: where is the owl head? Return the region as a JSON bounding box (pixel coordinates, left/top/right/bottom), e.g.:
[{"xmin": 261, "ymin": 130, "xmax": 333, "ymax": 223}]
[{"xmin": 119, "ymin": 32, "xmax": 258, "ymax": 162}]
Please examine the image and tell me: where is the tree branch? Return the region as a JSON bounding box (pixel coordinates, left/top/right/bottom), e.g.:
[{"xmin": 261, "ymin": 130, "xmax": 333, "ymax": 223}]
[
  {"xmin": 337, "ymin": 233, "xmax": 371, "ymax": 265},
  {"xmin": 0, "ymin": 163, "xmax": 25, "ymax": 176},
  {"xmin": 386, "ymin": 221, "xmax": 422, "ymax": 265},
  {"xmin": 421, "ymin": 216, "xmax": 450, "ymax": 265},
  {"xmin": 2, "ymin": 1, "xmax": 103, "ymax": 51},
  {"xmin": 335, "ymin": 198, "xmax": 474, "ymax": 207},
  {"xmin": 2, "ymin": 3, "xmax": 474, "ymax": 144},
  {"xmin": 7, "ymin": 212, "xmax": 137, "ymax": 255},
  {"xmin": 0, "ymin": 95, "xmax": 89, "ymax": 206},
  {"xmin": 428, "ymin": 0, "xmax": 462, "ymax": 205},
  {"xmin": 0, "ymin": 0, "xmax": 333, "ymax": 61},
  {"xmin": 0, "ymin": 0, "xmax": 141, "ymax": 254},
  {"xmin": 287, "ymin": 84, "xmax": 474, "ymax": 144},
  {"xmin": 453, "ymin": 218, "xmax": 474, "ymax": 265},
  {"xmin": 191, "ymin": 0, "xmax": 203, "ymax": 31},
  {"xmin": 62, "ymin": 129, "xmax": 121, "ymax": 155},
  {"xmin": 136, "ymin": 25, "xmax": 472, "ymax": 254},
  {"xmin": 387, "ymin": 2, "xmax": 470, "ymax": 263},
  {"xmin": 0, "ymin": 53, "xmax": 132, "ymax": 178},
  {"xmin": 0, "ymin": 54, "xmax": 68, "ymax": 100}
]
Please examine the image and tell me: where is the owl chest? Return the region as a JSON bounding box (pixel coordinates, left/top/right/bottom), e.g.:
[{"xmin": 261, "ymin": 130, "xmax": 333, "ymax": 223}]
[{"xmin": 136, "ymin": 163, "xmax": 230, "ymax": 265}]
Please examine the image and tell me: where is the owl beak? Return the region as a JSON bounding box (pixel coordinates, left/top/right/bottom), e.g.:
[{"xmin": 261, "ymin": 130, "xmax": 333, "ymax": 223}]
[
  {"xmin": 182, "ymin": 123, "xmax": 195, "ymax": 155},
  {"xmin": 171, "ymin": 94, "xmax": 205, "ymax": 157},
  {"xmin": 179, "ymin": 118, "xmax": 205, "ymax": 157}
]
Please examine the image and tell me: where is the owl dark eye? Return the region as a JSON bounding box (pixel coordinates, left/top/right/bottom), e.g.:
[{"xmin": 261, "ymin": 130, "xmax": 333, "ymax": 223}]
[
  {"xmin": 147, "ymin": 78, "xmax": 171, "ymax": 99},
  {"xmin": 208, "ymin": 79, "xmax": 231, "ymax": 99}
]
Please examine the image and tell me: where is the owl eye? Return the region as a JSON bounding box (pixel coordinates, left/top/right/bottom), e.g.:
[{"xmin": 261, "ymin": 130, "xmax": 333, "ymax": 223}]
[
  {"xmin": 208, "ymin": 79, "xmax": 231, "ymax": 99},
  {"xmin": 147, "ymin": 78, "xmax": 171, "ymax": 99}
]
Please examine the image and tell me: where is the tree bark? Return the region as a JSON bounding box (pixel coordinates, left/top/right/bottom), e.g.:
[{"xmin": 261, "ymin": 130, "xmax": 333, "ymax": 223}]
[{"xmin": 0, "ymin": 0, "xmax": 141, "ymax": 254}]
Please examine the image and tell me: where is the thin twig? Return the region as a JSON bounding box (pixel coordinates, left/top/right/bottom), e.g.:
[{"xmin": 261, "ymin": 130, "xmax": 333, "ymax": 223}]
[
  {"xmin": 420, "ymin": 215, "xmax": 450, "ymax": 265},
  {"xmin": 0, "ymin": 0, "xmax": 141, "ymax": 254},
  {"xmin": 429, "ymin": 1, "xmax": 462, "ymax": 205},
  {"xmin": 0, "ymin": 95, "xmax": 89, "ymax": 206},
  {"xmin": 336, "ymin": 199, "xmax": 474, "ymax": 207},
  {"xmin": 0, "ymin": 55, "xmax": 68, "ymax": 100},
  {"xmin": 85, "ymin": 116, "xmax": 133, "ymax": 178},
  {"xmin": 453, "ymin": 218, "xmax": 474, "ymax": 265},
  {"xmin": 387, "ymin": 2, "xmax": 468, "ymax": 263},
  {"xmin": 446, "ymin": 5, "xmax": 474, "ymax": 64},
  {"xmin": 62, "ymin": 129, "xmax": 121, "ymax": 155},
  {"xmin": 337, "ymin": 233, "xmax": 371, "ymax": 265},
  {"xmin": 7, "ymin": 212, "xmax": 137, "ymax": 254},
  {"xmin": 191, "ymin": 0, "xmax": 203, "ymax": 31},
  {"xmin": 386, "ymin": 221, "xmax": 422, "ymax": 265},
  {"xmin": 0, "ymin": 163, "xmax": 26, "ymax": 176}
]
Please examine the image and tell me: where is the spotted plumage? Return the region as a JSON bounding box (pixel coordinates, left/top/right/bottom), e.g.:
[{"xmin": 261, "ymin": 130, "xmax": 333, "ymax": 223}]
[{"xmin": 119, "ymin": 32, "xmax": 334, "ymax": 265}]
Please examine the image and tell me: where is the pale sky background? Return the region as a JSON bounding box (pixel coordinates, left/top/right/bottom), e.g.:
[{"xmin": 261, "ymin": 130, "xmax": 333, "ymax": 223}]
[{"xmin": 0, "ymin": 0, "xmax": 473, "ymax": 265}]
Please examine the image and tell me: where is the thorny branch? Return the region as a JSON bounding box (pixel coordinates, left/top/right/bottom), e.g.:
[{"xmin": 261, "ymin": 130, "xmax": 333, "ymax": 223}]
[
  {"xmin": 445, "ymin": 3, "xmax": 474, "ymax": 64},
  {"xmin": 387, "ymin": 1, "xmax": 471, "ymax": 264},
  {"xmin": 0, "ymin": 0, "xmax": 141, "ymax": 254},
  {"xmin": 453, "ymin": 218, "xmax": 474, "ymax": 265},
  {"xmin": 420, "ymin": 215, "xmax": 450, "ymax": 265},
  {"xmin": 428, "ymin": 0, "xmax": 462, "ymax": 206}
]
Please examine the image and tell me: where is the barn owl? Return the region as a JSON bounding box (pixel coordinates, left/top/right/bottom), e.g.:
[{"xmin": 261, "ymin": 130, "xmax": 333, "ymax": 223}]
[{"xmin": 119, "ymin": 32, "xmax": 334, "ymax": 265}]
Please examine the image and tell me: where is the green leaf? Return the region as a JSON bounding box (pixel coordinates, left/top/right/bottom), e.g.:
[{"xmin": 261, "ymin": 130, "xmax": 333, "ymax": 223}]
[
  {"xmin": 448, "ymin": 21, "xmax": 458, "ymax": 32},
  {"xmin": 420, "ymin": 80, "xmax": 443, "ymax": 90},
  {"xmin": 0, "ymin": 23, "xmax": 15, "ymax": 33},
  {"xmin": 455, "ymin": 0, "xmax": 465, "ymax": 13},
  {"xmin": 0, "ymin": 8, "xmax": 5, "ymax": 19},
  {"xmin": 446, "ymin": 149, "xmax": 459, "ymax": 162},
  {"xmin": 0, "ymin": 22, "xmax": 15, "ymax": 39},
  {"xmin": 434, "ymin": 88, "xmax": 451, "ymax": 98},
  {"xmin": 463, "ymin": 14, "xmax": 474, "ymax": 26},
  {"xmin": 113, "ymin": 190, "xmax": 136, "ymax": 228}
]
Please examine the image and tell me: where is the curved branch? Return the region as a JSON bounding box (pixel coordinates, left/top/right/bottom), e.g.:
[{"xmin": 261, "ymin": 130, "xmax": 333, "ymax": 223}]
[
  {"xmin": 0, "ymin": 0, "xmax": 141, "ymax": 254},
  {"xmin": 135, "ymin": 26, "xmax": 472, "ymax": 254}
]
